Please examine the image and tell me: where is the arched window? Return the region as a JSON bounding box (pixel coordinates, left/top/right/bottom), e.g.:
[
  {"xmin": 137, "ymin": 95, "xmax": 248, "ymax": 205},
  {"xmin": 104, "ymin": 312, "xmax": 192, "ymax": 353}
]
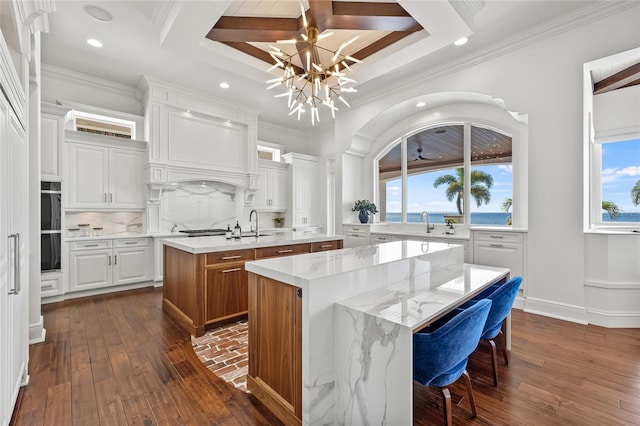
[{"xmin": 376, "ymin": 123, "xmax": 513, "ymax": 226}]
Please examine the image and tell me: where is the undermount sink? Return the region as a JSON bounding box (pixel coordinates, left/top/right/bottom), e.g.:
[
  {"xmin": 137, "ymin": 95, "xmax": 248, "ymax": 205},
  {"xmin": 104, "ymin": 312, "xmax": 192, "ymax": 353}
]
[{"xmin": 240, "ymin": 232, "xmax": 273, "ymax": 237}]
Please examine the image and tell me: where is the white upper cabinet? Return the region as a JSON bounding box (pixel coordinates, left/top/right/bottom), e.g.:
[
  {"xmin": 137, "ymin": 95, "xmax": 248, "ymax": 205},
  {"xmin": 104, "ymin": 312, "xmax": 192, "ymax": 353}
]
[
  {"xmin": 283, "ymin": 153, "xmax": 319, "ymax": 228},
  {"xmin": 255, "ymin": 160, "xmax": 289, "ymax": 211},
  {"xmin": 41, "ymin": 104, "xmax": 71, "ymax": 181},
  {"xmin": 109, "ymin": 148, "xmax": 144, "ymax": 208},
  {"xmin": 65, "ymin": 131, "xmax": 146, "ymax": 210}
]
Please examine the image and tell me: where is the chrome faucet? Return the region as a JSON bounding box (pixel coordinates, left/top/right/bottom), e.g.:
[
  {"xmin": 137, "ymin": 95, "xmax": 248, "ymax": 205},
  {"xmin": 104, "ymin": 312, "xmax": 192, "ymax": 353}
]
[
  {"xmin": 170, "ymin": 223, "xmax": 178, "ymax": 233},
  {"xmin": 421, "ymin": 211, "xmax": 434, "ymax": 233},
  {"xmin": 249, "ymin": 209, "xmax": 259, "ymax": 236}
]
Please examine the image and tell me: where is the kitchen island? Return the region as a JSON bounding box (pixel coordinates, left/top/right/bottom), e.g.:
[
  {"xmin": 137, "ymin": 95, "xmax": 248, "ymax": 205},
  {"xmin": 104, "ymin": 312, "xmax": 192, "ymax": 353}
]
[
  {"xmin": 244, "ymin": 241, "xmax": 509, "ymax": 425},
  {"xmin": 161, "ymin": 231, "xmax": 343, "ymax": 337}
]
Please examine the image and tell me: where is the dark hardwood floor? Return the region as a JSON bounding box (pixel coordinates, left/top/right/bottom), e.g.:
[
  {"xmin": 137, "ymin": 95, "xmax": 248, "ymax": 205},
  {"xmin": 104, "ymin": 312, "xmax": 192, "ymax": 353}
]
[{"xmin": 11, "ymin": 287, "xmax": 640, "ymax": 425}]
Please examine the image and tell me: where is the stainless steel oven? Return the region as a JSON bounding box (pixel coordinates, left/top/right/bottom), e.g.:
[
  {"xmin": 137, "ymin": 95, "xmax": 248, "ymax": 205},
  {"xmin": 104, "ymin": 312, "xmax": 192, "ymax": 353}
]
[{"xmin": 41, "ymin": 181, "xmax": 61, "ymax": 272}]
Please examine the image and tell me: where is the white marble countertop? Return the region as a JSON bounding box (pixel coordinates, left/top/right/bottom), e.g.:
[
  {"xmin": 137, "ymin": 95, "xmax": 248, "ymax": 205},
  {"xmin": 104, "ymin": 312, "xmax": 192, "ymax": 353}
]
[
  {"xmin": 245, "ymin": 240, "xmax": 464, "ymax": 288},
  {"xmin": 370, "ymin": 230, "xmax": 471, "ymax": 240},
  {"xmin": 161, "ymin": 231, "xmax": 344, "ymax": 254},
  {"xmin": 337, "ymin": 263, "xmax": 509, "ymax": 332},
  {"xmin": 469, "ymin": 226, "xmax": 528, "ymax": 233}
]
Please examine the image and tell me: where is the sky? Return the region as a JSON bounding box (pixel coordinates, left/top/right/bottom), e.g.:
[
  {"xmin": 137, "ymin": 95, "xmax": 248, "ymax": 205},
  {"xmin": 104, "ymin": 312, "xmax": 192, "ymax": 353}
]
[
  {"xmin": 601, "ymin": 139, "xmax": 640, "ymax": 211},
  {"xmin": 385, "ymin": 164, "xmax": 513, "ymax": 213}
]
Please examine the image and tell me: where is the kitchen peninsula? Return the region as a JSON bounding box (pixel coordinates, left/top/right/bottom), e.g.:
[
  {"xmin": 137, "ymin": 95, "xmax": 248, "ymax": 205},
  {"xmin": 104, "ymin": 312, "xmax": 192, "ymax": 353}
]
[
  {"xmin": 161, "ymin": 231, "xmax": 343, "ymax": 337},
  {"xmin": 245, "ymin": 241, "xmax": 509, "ymax": 425}
]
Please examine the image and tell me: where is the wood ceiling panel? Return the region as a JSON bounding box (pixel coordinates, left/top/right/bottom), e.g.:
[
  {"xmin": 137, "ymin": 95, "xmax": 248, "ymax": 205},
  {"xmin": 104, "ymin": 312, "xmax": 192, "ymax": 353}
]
[
  {"xmin": 593, "ymin": 62, "xmax": 640, "ymax": 95},
  {"xmin": 378, "ymin": 125, "xmax": 512, "ymax": 179},
  {"xmin": 206, "ymin": 0, "xmax": 423, "ymax": 67}
]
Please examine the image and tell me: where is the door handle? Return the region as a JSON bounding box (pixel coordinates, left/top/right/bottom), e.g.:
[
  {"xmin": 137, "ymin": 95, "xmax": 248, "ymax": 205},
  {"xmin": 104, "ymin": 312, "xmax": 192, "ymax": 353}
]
[
  {"xmin": 108, "ymin": 255, "xmax": 111, "ymax": 265},
  {"xmin": 222, "ymin": 268, "xmax": 242, "ymax": 273},
  {"xmin": 277, "ymin": 249, "xmax": 293, "ymax": 254},
  {"xmin": 221, "ymin": 255, "xmax": 242, "ymax": 260},
  {"xmin": 114, "ymin": 255, "xmax": 117, "ymax": 265},
  {"xmin": 8, "ymin": 233, "xmax": 20, "ymax": 295},
  {"xmin": 320, "ymin": 244, "xmax": 333, "ymax": 248},
  {"xmin": 109, "ymin": 193, "xmax": 113, "ymax": 203},
  {"xmin": 104, "ymin": 193, "xmax": 107, "ymax": 202}
]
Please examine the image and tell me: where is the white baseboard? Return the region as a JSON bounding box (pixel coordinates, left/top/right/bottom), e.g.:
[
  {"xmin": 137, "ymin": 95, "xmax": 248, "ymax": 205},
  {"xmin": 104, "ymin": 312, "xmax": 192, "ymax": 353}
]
[
  {"xmin": 42, "ymin": 281, "xmax": 155, "ymax": 304},
  {"xmin": 586, "ymin": 309, "xmax": 640, "ymax": 328},
  {"xmin": 29, "ymin": 315, "xmax": 46, "ymax": 345},
  {"xmin": 523, "ymin": 297, "xmax": 588, "ymax": 325}
]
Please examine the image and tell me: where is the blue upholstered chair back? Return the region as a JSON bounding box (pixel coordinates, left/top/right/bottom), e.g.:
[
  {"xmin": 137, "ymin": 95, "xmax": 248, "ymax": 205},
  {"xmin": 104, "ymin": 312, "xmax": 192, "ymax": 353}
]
[
  {"xmin": 413, "ymin": 299, "xmax": 492, "ymax": 387},
  {"xmin": 481, "ymin": 276, "xmax": 522, "ymax": 340}
]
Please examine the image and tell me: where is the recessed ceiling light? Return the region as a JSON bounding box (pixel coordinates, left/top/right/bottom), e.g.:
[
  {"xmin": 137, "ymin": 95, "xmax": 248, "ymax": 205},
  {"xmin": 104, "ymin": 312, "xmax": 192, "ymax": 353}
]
[
  {"xmin": 416, "ymin": 101, "xmax": 426, "ymax": 107},
  {"xmin": 87, "ymin": 38, "xmax": 103, "ymax": 48},
  {"xmin": 454, "ymin": 37, "xmax": 468, "ymax": 46},
  {"xmin": 219, "ymin": 82, "xmax": 230, "ymax": 89},
  {"xmin": 83, "ymin": 5, "xmax": 113, "ymax": 23}
]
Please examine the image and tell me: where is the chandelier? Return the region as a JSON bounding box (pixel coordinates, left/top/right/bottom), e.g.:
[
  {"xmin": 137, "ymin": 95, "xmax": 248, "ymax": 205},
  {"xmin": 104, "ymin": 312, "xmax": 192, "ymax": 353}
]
[{"xmin": 266, "ymin": 4, "xmax": 361, "ymax": 125}]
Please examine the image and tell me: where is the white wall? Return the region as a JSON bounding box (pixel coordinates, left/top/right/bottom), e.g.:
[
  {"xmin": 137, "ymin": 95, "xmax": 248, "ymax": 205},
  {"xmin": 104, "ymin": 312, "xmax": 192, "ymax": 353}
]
[{"xmin": 323, "ymin": 5, "xmax": 640, "ymax": 324}]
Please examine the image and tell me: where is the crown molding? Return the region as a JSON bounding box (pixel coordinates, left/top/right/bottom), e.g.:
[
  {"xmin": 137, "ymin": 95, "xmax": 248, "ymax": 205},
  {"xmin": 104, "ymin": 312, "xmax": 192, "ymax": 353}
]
[
  {"xmin": 353, "ymin": 1, "xmax": 638, "ymax": 108},
  {"xmin": 257, "ymin": 120, "xmax": 305, "ymax": 140},
  {"xmin": 41, "ymin": 63, "xmax": 140, "ymax": 99}
]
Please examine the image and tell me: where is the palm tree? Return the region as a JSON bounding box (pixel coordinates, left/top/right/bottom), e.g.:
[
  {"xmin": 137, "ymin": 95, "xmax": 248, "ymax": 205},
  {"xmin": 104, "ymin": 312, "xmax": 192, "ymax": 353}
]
[
  {"xmin": 502, "ymin": 198, "xmax": 513, "ymax": 225},
  {"xmin": 433, "ymin": 168, "xmax": 494, "ymax": 214},
  {"xmin": 632, "ymin": 180, "xmax": 640, "ymax": 206},
  {"xmin": 602, "ymin": 200, "xmax": 620, "ymax": 221}
]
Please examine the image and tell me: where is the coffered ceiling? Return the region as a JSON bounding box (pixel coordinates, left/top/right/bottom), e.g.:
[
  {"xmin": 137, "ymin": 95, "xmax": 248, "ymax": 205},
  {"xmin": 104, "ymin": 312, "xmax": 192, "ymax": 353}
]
[{"xmin": 41, "ymin": 1, "xmax": 599, "ymax": 130}]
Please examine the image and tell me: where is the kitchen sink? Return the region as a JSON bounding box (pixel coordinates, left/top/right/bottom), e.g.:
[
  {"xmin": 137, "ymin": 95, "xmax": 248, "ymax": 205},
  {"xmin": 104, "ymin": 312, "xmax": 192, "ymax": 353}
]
[{"xmin": 240, "ymin": 232, "xmax": 273, "ymax": 237}]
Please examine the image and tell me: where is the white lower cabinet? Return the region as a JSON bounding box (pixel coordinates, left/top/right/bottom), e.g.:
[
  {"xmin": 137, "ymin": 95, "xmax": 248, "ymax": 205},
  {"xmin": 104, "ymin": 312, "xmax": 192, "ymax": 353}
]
[
  {"xmin": 472, "ymin": 230, "xmax": 526, "ymax": 282},
  {"xmin": 41, "ymin": 272, "xmax": 64, "ymax": 298},
  {"xmin": 69, "ymin": 238, "xmax": 151, "ymax": 292},
  {"xmin": 410, "ymin": 236, "xmax": 471, "ymax": 262},
  {"xmin": 343, "ymin": 224, "xmax": 371, "ymax": 248},
  {"xmin": 370, "ymin": 233, "xmax": 403, "ymax": 244}
]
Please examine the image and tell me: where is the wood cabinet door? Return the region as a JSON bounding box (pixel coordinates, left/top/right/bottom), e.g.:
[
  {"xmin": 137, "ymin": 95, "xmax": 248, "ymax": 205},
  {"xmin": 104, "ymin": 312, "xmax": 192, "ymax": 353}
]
[
  {"xmin": 249, "ymin": 275, "xmax": 302, "ymax": 420},
  {"xmin": 205, "ymin": 263, "xmax": 248, "ymax": 323}
]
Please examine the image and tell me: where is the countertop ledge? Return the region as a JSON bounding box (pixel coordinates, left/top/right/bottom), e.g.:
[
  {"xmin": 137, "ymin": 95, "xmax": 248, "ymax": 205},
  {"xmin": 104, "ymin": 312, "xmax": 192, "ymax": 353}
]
[{"xmin": 161, "ymin": 231, "xmax": 344, "ymax": 254}]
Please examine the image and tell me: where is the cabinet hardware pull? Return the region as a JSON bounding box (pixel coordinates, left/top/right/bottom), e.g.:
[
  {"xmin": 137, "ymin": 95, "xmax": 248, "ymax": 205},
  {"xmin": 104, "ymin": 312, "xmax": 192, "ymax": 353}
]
[
  {"xmin": 109, "ymin": 193, "xmax": 113, "ymax": 202},
  {"xmin": 124, "ymin": 241, "xmax": 137, "ymax": 245},
  {"xmin": 222, "ymin": 268, "xmax": 242, "ymax": 273},
  {"xmin": 351, "ymin": 233, "xmax": 362, "ymax": 237},
  {"xmin": 320, "ymin": 244, "xmax": 333, "ymax": 248},
  {"xmin": 297, "ymin": 288, "xmax": 302, "ymax": 298},
  {"xmin": 489, "ymin": 235, "xmax": 504, "ymax": 239},
  {"xmin": 84, "ymin": 244, "xmax": 99, "ymax": 247},
  {"xmin": 221, "ymin": 255, "xmax": 242, "ymax": 260},
  {"xmin": 114, "ymin": 255, "xmax": 117, "ymax": 265},
  {"xmin": 277, "ymin": 249, "xmax": 293, "ymax": 253},
  {"xmin": 489, "ymin": 244, "xmax": 504, "ymax": 248},
  {"xmin": 104, "ymin": 193, "xmax": 107, "ymax": 202},
  {"xmin": 108, "ymin": 255, "xmax": 111, "ymax": 265},
  {"xmin": 8, "ymin": 233, "xmax": 20, "ymax": 295}
]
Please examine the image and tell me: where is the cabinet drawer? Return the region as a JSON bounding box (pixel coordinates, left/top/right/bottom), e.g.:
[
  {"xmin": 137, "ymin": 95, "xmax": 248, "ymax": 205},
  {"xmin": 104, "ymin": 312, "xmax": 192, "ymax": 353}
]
[
  {"xmin": 206, "ymin": 249, "xmax": 255, "ymax": 265},
  {"xmin": 343, "ymin": 225, "xmax": 370, "ymax": 235},
  {"xmin": 474, "ymin": 231, "xmax": 523, "ymax": 244},
  {"xmin": 370, "ymin": 234, "xmax": 401, "ymax": 243},
  {"xmin": 310, "ymin": 240, "xmax": 342, "ymax": 252},
  {"xmin": 255, "ymin": 243, "xmax": 309, "ymax": 259},
  {"xmin": 70, "ymin": 240, "xmax": 112, "ymax": 251},
  {"xmin": 114, "ymin": 238, "xmax": 149, "ymax": 248}
]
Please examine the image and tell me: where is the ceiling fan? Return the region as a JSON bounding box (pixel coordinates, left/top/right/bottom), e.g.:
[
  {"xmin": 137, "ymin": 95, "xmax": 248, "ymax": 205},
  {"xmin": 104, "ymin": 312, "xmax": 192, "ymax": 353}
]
[{"xmin": 413, "ymin": 147, "xmax": 437, "ymax": 161}]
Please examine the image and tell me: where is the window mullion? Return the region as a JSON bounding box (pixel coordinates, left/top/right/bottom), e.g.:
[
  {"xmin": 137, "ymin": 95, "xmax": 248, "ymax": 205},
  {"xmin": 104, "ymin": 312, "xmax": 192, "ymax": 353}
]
[
  {"xmin": 463, "ymin": 123, "xmax": 471, "ymax": 225},
  {"xmin": 401, "ymin": 135, "xmax": 408, "ymax": 223}
]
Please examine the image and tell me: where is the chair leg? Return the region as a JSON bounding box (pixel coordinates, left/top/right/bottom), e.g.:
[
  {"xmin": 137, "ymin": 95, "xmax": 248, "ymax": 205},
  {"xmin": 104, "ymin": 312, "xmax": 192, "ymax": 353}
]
[
  {"xmin": 500, "ymin": 320, "xmax": 510, "ymax": 365},
  {"xmin": 439, "ymin": 386, "xmax": 452, "ymax": 426},
  {"xmin": 461, "ymin": 370, "xmax": 477, "ymax": 418},
  {"xmin": 489, "ymin": 338, "xmax": 499, "ymax": 386}
]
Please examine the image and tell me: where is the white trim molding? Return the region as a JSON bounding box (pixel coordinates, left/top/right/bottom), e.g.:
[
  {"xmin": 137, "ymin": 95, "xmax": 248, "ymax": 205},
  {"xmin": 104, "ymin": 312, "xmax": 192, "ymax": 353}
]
[
  {"xmin": 28, "ymin": 315, "xmax": 46, "ymax": 345},
  {"xmin": 523, "ymin": 297, "xmax": 588, "ymax": 325}
]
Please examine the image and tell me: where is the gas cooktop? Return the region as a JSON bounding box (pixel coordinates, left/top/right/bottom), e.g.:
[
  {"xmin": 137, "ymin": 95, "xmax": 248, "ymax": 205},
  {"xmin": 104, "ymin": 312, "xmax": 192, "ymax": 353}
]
[{"xmin": 179, "ymin": 229, "xmax": 226, "ymax": 237}]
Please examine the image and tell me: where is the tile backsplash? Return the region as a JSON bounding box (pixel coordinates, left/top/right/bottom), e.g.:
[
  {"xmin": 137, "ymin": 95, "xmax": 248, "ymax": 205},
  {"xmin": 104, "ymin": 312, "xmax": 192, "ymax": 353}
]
[{"xmin": 66, "ymin": 211, "xmax": 144, "ymax": 237}]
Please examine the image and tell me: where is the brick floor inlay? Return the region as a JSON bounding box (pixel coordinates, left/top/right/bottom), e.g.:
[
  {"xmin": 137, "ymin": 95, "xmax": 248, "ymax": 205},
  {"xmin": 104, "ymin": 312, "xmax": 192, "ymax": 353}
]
[{"xmin": 191, "ymin": 319, "xmax": 248, "ymax": 392}]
